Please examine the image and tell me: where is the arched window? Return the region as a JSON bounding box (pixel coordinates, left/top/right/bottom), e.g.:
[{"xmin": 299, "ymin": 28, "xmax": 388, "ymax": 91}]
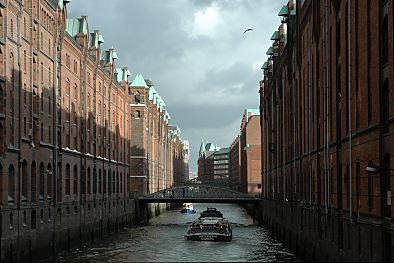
[
  {"xmin": 98, "ymin": 169, "xmax": 102, "ymax": 194},
  {"xmin": 23, "ymin": 84, "xmax": 27, "ymax": 105},
  {"xmin": 39, "ymin": 162, "xmax": 45, "ymax": 200},
  {"xmin": 103, "ymin": 169, "xmax": 107, "ymax": 194},
  {"xmin": 31, "ymin": 161, "xmax": 37, "ymax": 202},
  {"xmin": 57, "ymin": 163, "xmax": 62, "ymax": 202},
  {"xmin": 108, "ymin": 170, "xmax": 111, "ymax": 195},
  {"xmin": 66, "ymin": 78, "xmax": 70, "ymax": 96},
  {"xmin": 116, "ymin": 172, "xmax": 119, "ymax": 193},
  {"xmin": 23, "ymin": 17, "xmax": 26, "ymax": 37},
  {"xmin": 10, "ymin": 19, "xmax": 14, "ymax": 38},
  {"xmin": 10, "ymin": 53, "xmax": 15, "ymax": 111},
  {"xmin": 135, "ymin": 110, "xmax": 141, "ymax": 119},
  {"xmin": 8, "ymin": 165, "xmax": 15, "ymax": 201},
  {"xmin": 87, "ymin": 167, "xmax": 91, "ymax": 194},
  {"xmin": 368, "ymin": 161, "xmax": 373, "ymax": 212},
  {"xmin": 21, "ymin": 160, "xmax": 27, "ymax": 201},
  {"xmin": 112, "ymin": 171, "xmax": 116, "ymax": 194},
  {"xmin": 81, "ymin": 165, "xmax": 85, "ymax": 194},
  {"xmin": 47, "ymin": 164, "xmax": 52, "ymax": 199},
  {"xmin": 74, "ymin": 83, "xmax": 78, "ymax": 101},
  {"xmin": 356, "ymin": 163, "xmax": 360, "ymax": 212},
  {"xmin": 93, "ymin": 168, "xmax": 97, "ymax": 194},
  {"xmin": 31, "ymin": 210, "xmax": 36, "ymax": 229},
  {"xmin": 65, "ymin": 164, "xmax": 70, "ymax": 195},
  {"xmin": 120, "ymin": 172, "xmax": 123, "ymax": 193},
  {"xmin": 24, "ymin": 50, "xmax": 27, "ymax": 73},
  {"xmin": 73, "ymin": 165, "xmax": 78, "ymax": 195}
]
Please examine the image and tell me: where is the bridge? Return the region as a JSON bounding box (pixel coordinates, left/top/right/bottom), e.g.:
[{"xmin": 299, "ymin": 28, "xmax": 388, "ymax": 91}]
[{"xmin": 137, "ymin": 185, "xmax": 260, "ymax": 204}]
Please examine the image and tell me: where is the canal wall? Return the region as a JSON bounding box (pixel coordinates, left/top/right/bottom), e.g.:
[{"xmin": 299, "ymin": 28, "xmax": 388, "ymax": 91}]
[
  {"xmin": 257, "ymin": 199, "xmax": 394, "ymax": 262},
  {"xmin": 1, "ymin": 198, "xmax": 137, "ymax": 262}
]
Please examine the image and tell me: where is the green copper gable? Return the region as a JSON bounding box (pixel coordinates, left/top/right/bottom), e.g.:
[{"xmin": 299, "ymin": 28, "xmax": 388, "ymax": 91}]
[
  {"xmin": 266, "ymin": 46, "xmax": 274, "ymax": 56},
  {"xmin": 131, "ymin": 74, "xmax": 149, "ymax": 89},
  {"xmin": 270, "ymin": 31, "xmax": 280, "ymax": 41},
  {"xmin": 261, "ymin": 61, "xmax": 269, "ymax": 70},
  {"xmin": 278, "ymin": 5, "xmax": 289, "ymax": 17}
]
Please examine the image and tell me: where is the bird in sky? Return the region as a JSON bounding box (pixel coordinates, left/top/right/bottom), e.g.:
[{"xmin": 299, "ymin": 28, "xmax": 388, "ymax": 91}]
[{"xmin": 243, "ymin": 28, "xmax": 254, "ymax": 34}]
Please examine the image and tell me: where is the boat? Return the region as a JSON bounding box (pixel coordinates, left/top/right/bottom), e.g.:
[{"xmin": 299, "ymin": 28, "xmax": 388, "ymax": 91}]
[
  {"xmin": 180, "ymin": 203, "xmax": 196, "ymax": 214},
  {"xmin": 184, "ymin": 207, "xmax": 232, "ymax": 241}
]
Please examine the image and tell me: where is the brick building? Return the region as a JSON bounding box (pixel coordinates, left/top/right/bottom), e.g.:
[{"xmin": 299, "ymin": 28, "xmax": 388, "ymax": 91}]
[
  {"xmin": 229, "ymin": 109, "xmax": 261, "ymax": 195},
  {"xmin": 0, "ymin": 0, "xmax": 186, "ymax": 261},
  {"xmin": 230, "ymin": 135, "xmax": 241, "ymax": 191},
  {"xmin": 259, "ymin": 0, "xmax": 394, "ymax": 261},
  {"xmin": 239, "ymin": 109, "xmax": 261, "ymax": 195},
  {"xmin": 197, "ymin": 141, "xmax": 220, "ymax": 181}
]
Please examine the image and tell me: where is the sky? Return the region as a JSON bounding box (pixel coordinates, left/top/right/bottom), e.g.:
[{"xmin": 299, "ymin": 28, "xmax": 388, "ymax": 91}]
[{"xmin": 68, "ymin": 0, "xmax": 286, "ymax": 172}]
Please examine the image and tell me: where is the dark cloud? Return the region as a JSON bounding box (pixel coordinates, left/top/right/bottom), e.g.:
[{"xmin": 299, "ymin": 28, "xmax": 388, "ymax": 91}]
[{"xmin": 67, "ymin": 0, "xmax": 287, "ymax": 171}]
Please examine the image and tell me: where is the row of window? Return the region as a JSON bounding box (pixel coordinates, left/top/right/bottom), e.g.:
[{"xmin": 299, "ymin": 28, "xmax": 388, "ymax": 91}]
[
  {"xmin": 8, "ymin": 198, "xmax": 129, "ymax": 231},
  {"xmin": 0, "ymin": 161, "xmax": 128, "ymax": 205}
]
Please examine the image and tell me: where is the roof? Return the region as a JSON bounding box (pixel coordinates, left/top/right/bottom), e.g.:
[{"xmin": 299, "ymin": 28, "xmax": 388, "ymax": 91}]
[
  {"xmin": 270, "ymin": 31, "xmax": 280, "ymax": 41},
  {"xmin": 130, "ymin": 74, "xmax": 149, "ymax": 88},
  {"xmin": 66, "ymin": 17, "xmax": 88, "ymax": 37},
  {"xmin": 266, "ymin": 46, "xmax": 274, "ymax": 56},
  {"xmin": 246, "ymin": 109, "xmax": 260, "ymax": 116},
  {"xmin": 278, "ymin": 5, "xmax": 289, "ymax": 17}
]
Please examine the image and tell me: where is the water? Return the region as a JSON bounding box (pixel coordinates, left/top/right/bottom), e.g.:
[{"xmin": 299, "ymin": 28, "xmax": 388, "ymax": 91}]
[{"xmin": 59, "ymin": 203, "xmax": 299, "ymax": 262}]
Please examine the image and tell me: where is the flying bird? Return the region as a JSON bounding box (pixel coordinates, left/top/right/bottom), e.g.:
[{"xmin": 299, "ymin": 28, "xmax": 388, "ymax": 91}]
[{"xmin": 243, "ymin": 28, "xmax": 254, "ymax": 34}]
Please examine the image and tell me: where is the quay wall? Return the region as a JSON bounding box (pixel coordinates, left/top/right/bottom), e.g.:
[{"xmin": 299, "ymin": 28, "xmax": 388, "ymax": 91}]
[{"xmin": 257, "ymin": 199, "xmax": 394, "ymax": 262}]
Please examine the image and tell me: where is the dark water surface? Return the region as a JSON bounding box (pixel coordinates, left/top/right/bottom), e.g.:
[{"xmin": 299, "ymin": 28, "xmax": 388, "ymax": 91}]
[{"xmin": 59, "ymin": 203, "xmax": 299, "ymax": 262}]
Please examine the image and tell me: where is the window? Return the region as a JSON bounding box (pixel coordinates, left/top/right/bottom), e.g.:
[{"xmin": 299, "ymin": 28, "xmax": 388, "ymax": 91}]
[
  {"xmin": 41, "ymin": 91, "xmax": 44, "ymax": 112},
  {"xmin": 31, "ymin": 161, "xmax": 37, "ymax": 202},
  {"xmin": 10, "ymin": 19, "xmax": 13, "ymax": 38},
  {"xmin": 23, "ymin": 117, "xmax": 27, "ymax": 136},
  {"xmin": 8, "ymin": 165, "xmax": 15, "ymax": 201},
  {"xmin": 103, "ymin": 169, "xmax": 107, "ymax": 194},
  {"xmin": 135, "ymin": 110, "xmax": 141, "ymax": 119},
  {"xmin": 24, "ymin": 17, "xmax": 26, "ymax": 37},
  {"xmin": 57, "ymin": 163, "xmax": 62, "ymax": 202},
  {"xmin": 98, "ymin": 169, "xmax": 102, "ymax": 194},
  {"xmin": 368, "ymin": 161, "xmax": 373, "ymax": 212},
  {"xmin": 73, "ymin": 165, "xmax": 78, "ymax": 195},
  {"xmin": 39, "ymin": 163, "xmax": 45, "ymax": 200},
  {"xmin": 24, "ymin": 51, "xmax": 27, "ymax": 73},
  {"xmin": 21, "ymin": 160, "xmax": 28, "ymax": 200},
  {"xmin": 47, "ymin": 164, "xmax": 52, "ymax": 199},
  {"xmin": 48, "ymin": 96, "xmax": 51, "ymax": 115},
  {"xmin": 87, "ymin": 168, "xmax": 91, "ymax": 194},
  {"xmin": 93, "ymin": 168, "xmax": 97, "ymax": 194},
  {"xmin": 65, "ymin": 164, "xmax": 70, "ymax": 195},
  {"xmin": 41, "ymin": 62, "xmax": 43, "ymax": 84},
  {"xmin": 31, "ymin": 210, "xmax": 36, "ymax": 229}
]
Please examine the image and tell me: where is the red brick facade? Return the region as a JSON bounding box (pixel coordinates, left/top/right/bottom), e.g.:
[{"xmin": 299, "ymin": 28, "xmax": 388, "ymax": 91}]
[
  {"xmin": 0, "ymin": 1, "xmax": 186, "ymax": 261},
  {"xmin": 260, "ymin": 0, "xmax": 394, "ymax": 260}
]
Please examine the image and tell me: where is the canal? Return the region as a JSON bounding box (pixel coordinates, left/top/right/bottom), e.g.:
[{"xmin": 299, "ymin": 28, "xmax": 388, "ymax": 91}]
[{"xmin": 59, "ymin": 203, "xmax": 299, "ymax": 262}]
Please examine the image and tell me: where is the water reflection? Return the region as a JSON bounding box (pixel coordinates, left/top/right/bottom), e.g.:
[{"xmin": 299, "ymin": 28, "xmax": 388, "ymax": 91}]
[{"xmin": 59, "ymin": 204, "xmax": 299, "ymax": 262}]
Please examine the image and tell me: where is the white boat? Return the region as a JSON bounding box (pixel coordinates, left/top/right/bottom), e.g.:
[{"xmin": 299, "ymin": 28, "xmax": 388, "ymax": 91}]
[
  {"xmin": 180, "ymin": 203, "xmax": 196, "ymax": 214},
  {"xmin": 184, "ymin": 208, "xmax": 232, "ymax": 241}
]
